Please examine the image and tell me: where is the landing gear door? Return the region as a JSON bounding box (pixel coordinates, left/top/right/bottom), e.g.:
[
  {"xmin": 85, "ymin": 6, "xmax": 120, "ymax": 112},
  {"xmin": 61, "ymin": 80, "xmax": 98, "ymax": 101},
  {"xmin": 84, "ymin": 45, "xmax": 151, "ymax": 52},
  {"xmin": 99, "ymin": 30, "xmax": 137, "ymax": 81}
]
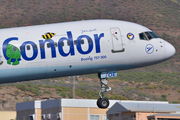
[{"xmin": 110, "ymin": 28, "xmax": 124, "ymax": 53}]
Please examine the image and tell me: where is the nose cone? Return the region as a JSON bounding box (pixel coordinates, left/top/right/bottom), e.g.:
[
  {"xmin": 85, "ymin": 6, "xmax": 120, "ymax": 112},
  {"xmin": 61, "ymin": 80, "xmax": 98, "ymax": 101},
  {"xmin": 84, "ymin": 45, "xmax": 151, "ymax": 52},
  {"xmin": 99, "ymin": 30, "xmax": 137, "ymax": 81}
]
[{"xmin": 165, "ymin": 41, "xmax": 176, "ymax": 59}]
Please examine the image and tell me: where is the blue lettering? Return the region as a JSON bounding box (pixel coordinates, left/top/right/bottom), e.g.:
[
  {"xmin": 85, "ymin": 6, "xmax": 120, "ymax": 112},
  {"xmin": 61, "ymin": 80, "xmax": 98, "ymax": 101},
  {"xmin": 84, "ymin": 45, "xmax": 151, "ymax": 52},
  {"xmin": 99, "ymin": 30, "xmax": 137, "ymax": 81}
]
[
  {"xmin": 58, "ymin": 31, "xmax": 75, "ymax": 57},
  {"xmin": 94, "ymin": 33, "xmax": 104, "ymax": 53},
  {"xmin": 21, "ymin": 41, "xmax": 38, "ymax": 61},
  {"xmin": 39, "ymin": 39, "xmax": 56, "ymax": 59},
  {"xmin": 77, "ymin": 35, "xmax": 93, "ymax": 54},
  {"xmin": 2, "ymin": 31, "xmax": 104, "ymax": 63},
  {"xmin": 108, "ymin": 73, "xmax": 112, "ymax": 77},
  {"xmin": 108, "ymin": 72, "xmax": 116, "ymax": 77}
]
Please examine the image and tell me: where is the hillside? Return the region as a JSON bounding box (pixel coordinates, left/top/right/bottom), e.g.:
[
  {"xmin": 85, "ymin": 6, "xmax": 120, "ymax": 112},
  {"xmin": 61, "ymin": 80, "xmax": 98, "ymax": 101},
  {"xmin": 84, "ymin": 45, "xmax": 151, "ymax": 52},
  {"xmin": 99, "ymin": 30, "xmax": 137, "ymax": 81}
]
[
  {"xmin": 1, "ymin": 76, "xmax": 180, "ymax": 111},
  {"xmin": 0, "ymin": 0, "xmax": 180, "ymax": 110}
]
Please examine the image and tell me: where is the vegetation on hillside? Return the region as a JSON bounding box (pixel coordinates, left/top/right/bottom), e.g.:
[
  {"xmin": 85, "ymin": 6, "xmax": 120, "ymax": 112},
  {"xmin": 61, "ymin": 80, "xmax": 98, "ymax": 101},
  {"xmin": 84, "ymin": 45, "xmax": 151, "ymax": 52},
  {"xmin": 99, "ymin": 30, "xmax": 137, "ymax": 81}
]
[
  {"xmin": 0, "ymin": 0, "xmax": 180, "ymax": 30},
  {"xmin": 0, "ymin": 0, "xmax": 180, "ymax": 104}
]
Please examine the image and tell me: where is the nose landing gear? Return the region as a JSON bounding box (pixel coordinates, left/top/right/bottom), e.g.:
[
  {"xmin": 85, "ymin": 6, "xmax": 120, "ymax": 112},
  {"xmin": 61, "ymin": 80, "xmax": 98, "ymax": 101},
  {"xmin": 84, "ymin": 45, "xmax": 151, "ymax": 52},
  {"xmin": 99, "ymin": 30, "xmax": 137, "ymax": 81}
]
[{"xmin": 97, "ymin": 78, "xmax": 111, "ymax": 109}]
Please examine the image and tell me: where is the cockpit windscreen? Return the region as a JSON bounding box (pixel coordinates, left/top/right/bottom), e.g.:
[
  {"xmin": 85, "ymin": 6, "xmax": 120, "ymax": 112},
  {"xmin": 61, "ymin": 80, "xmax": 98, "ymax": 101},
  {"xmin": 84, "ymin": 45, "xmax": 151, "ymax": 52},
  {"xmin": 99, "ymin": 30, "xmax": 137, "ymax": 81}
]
[{"xmin": 139, "ymin": 31, "xmax": 159, "ymax": 40}]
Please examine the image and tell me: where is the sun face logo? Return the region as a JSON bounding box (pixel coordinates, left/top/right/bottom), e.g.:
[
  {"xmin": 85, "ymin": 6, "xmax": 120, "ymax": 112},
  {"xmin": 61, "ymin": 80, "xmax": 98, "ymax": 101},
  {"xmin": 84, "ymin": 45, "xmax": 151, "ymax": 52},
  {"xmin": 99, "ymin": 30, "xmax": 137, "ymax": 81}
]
[{"xmin": 127, "ymin": 33, "xmax": 134, "ymax": 40}]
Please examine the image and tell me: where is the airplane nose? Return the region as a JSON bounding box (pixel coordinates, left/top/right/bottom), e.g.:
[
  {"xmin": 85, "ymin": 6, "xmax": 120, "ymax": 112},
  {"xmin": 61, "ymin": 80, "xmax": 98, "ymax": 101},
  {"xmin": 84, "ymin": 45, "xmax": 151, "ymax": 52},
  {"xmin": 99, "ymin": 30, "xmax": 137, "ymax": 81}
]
[{"xmin": 165, "ymin": 41, "xmax": 176, "ymax": 59}]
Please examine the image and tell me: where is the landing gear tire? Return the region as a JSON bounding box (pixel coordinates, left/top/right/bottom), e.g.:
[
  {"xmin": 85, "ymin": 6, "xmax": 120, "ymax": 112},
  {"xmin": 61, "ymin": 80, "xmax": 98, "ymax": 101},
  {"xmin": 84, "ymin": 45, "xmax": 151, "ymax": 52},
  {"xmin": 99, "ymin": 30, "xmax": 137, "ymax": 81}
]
[
  {"xmin": 97, "ymin": 98, "xmax": 109, "ymax": 109},
  {"xmin": 97, "ymin": 73, "xmax": 112, "ymax": 108}
]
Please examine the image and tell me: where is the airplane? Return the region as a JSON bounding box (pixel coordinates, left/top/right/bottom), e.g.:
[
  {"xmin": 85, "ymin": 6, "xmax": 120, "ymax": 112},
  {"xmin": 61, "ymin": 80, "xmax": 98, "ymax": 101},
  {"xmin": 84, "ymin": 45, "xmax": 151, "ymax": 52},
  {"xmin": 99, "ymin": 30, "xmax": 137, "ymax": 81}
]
[{"xmin": 0, "ymin": 19, "xmax": 175, "ymax": 109}]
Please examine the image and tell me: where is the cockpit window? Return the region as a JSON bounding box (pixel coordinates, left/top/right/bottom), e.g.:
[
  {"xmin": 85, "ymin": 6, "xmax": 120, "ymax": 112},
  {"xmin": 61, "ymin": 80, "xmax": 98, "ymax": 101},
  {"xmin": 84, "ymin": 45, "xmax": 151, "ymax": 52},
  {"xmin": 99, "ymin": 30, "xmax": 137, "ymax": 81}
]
[
  {"xmin": 149, "ymin": 32, "xmax": 158, "ymax": 38},
  {"xmin": 139, "ymin": 33, "xmax": 148, "ymax": 40},
  {"xmin": 145, "ymin": 32, "xmax": 153, "ymax": 40},
  {"xmin": 139, "ymin": 31, "xmax": 159, "ymax": 41}
]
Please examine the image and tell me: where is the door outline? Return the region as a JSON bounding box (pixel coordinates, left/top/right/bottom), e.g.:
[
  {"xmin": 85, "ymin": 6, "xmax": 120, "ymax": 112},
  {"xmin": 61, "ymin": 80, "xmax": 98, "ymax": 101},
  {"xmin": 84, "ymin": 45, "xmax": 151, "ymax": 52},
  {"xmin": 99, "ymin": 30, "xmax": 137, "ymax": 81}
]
[{"xmin": 110, "ymin": 28, "xmax": 125, "ymax": 53}]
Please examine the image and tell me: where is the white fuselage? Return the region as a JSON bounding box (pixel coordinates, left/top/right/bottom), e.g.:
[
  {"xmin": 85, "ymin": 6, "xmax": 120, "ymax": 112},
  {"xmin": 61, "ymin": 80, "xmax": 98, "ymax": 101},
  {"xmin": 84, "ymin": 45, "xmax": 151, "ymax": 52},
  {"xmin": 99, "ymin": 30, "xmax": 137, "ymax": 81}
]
[{"xmin": 0, "ymin": 20, "xmax": 175, "ymax": 83}]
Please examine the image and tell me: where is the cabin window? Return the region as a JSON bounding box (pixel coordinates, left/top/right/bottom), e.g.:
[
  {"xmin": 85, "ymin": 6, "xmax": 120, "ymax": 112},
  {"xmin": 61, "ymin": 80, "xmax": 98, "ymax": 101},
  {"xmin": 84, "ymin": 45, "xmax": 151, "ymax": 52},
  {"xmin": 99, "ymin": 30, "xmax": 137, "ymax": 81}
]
[
  {"xmin": 40, "ymin": 44, "xmax": 44, "ymax": 49},
  {"xmin": 74, "ymin": 40, "xmax": 77, "ymax": 45},
  {"xmin": 33, "ymin": 45, "xmax": 37, "ymax": 50},
  {"xmin": 81, "ymin": 39, "xmax": 84, "ymax": 44},
  {"xmin": 27, "ymin": 45, "xmax": 30, "ymax": 50},
  {"xmin": 20, "ymin": 46, "xmax": 24, "ymax": 51},
  {"xmin": 88, "ymin": 39, "xmax": 92, "ymax": 44},
  {"xmin": 60, "ymin": 41, "xmax": 64, "ymax": 47},
  {"xmin": 67, "ymin": 41, "xmax": 71, "ymax": 46},
  {"xmin": 13, "ymin": 47, "xmax": 17, "ymax": 52},
  {"xmin": 54, "ymin": 42, "xmax": 57, "ymax": 47},
  {"xmin": 47, "ymin": 43, "xmax": 51, "ymax": 48}
]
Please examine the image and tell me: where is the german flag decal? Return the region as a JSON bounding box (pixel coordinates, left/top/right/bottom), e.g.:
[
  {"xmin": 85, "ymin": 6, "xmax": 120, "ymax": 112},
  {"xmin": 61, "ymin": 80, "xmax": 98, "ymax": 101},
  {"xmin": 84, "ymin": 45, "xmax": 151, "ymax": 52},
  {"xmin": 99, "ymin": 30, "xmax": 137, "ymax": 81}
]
[{"xmin": 42, "ymin": 32, "xmax": 56, "ymax": 40}]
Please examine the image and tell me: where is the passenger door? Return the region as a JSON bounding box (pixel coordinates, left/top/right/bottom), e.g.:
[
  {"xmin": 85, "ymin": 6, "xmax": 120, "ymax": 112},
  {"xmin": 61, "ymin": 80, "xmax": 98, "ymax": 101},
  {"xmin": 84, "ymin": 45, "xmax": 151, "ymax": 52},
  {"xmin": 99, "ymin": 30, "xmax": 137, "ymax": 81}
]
[{"xmin": 110, "ymin": 28, "xmax": 124, "ymax": 53}]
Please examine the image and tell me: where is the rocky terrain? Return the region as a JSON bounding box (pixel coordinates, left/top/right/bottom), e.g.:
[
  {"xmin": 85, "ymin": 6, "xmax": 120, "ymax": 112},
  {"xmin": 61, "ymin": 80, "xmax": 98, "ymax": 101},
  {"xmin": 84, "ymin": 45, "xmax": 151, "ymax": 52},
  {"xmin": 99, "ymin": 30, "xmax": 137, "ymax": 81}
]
[{"xmin": 0, "ymin": 75, "xmax": 179, "ymax": 111}]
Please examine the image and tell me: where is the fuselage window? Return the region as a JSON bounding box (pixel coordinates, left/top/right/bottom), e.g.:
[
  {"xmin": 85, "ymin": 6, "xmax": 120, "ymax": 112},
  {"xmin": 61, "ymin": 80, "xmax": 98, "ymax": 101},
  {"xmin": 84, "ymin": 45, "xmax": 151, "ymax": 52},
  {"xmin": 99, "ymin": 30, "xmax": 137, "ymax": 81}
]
[
  {"xmin": 47, "ymin": 43, "xmax": 51, "ymax": 48},
  {"xmin": 54, "ymin": 42, "xmax": 57, "ymax": 47},
  {"xmin": 145, "ymin": 32, "xmax": 153, "ymax": 40},
  {"xmin": 139, "ymin": 33, "xmax": 148, "ymax": 40},
  {"xmin": 81, "ymin": 39, "xmax": 84, "ymax": 44},
  {"xmin": 13, "ymin": 47, "xmax": 17, "ymax": 52},
  {"xmin": 74, "ymin": 40, "xmax": 77, "ymax": 45},
  {"xmin": 60, "ymin": 41, "xmax": 64, "ymax": 47},
  {"xmin": 33, "ymin": 45, "xmax": 37, "ymax": 50},
  {"xmin": 20, "ymin": 46, "xmax": 24, "ymax": 51},
  {"xmin": 40, "ymin": 44, "xmax": 44, "ymax": 49},
  {"xmin": 27, "ymin": 45, "xmax": 30, "ymax": 50},
  {"xmin": 67, "ymin": 41, "xmax": 71, "ymax": 46}
]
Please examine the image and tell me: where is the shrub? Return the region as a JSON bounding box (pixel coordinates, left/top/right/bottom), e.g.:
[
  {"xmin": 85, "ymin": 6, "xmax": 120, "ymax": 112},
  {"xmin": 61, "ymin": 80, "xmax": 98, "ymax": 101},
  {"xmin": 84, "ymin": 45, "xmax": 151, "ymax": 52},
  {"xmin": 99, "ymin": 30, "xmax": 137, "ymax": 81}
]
[
  {"xmin": 15, "ymin": 97, "xmax": 18, "ymax": 100},
  {"xmin": 112, "ymin": 3, "xmax": 118, "ymax": 7},
  {"xmin": 137, "ymin": 87, "xmax": 144, "ymax": 90},
  {"xmin": 147, "ymin": 86, "xmax": 156, "ymax": 89},
  {"xmin": 96, "ymin": 8, "xmax": 102, "ymax": 11},
  {"xmin": 61, "ymin": 91, "xmax": 66, "ymax": 98},
  {"xmin": 15, "ymin": 90, "xmax": 19, "ymax": 95},
  {"xmin": 16, "ymin": 84, "xmax": 26, "ymax": 91},
  {"xmin": 161, "ymin": 94, "xmax": 167, "ymax": 101},
  {"xmin": 44, "ymin": 90, "xmax": 52, "ymax": 94},
  {"xmin": 109, "ymin": 95, "xmax": 128, "ymax": 100},
  {"xmin": 161, "ymin": 94, "xmax": 166, "ymax": 98},
  {"xmin": 33, "ymin": 89, "xmax": 40, "ymax": 96}
]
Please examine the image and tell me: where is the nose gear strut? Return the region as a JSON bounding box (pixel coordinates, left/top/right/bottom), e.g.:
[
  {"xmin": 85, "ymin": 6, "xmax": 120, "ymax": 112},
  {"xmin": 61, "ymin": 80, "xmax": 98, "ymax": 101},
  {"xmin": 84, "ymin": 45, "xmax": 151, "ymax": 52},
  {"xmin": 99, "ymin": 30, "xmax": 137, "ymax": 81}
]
[{"xmin": 97, "ymin": 78, "xmax": 111, "ymax": 108}]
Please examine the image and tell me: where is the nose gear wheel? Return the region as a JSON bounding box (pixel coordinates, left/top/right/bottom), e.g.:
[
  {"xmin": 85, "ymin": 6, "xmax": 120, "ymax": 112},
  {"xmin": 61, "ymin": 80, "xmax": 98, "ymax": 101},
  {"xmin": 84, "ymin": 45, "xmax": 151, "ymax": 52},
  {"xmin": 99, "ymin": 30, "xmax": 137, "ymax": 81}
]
[{"xmin": 97, "ymin": 78, "xmax": 111, "ymax": 109}]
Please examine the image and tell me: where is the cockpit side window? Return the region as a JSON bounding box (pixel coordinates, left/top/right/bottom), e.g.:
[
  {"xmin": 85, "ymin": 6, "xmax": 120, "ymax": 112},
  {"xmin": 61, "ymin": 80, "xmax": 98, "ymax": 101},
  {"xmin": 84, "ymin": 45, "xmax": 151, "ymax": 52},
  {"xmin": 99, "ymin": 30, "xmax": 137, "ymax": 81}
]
[
  {"xmin": 145, "ymin": 32, "xmax": 153, "ymax": 40},
  {"xmin": 149, "ymin": 32, "xmax": 159, "ymax": 38},
  {"xmin": 139, "ymin": 31, "xmax": 159, "ymax": 41},
  {"xmin": 139, "ymin": 33, "xmax": 148, "ymax": 40}
]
